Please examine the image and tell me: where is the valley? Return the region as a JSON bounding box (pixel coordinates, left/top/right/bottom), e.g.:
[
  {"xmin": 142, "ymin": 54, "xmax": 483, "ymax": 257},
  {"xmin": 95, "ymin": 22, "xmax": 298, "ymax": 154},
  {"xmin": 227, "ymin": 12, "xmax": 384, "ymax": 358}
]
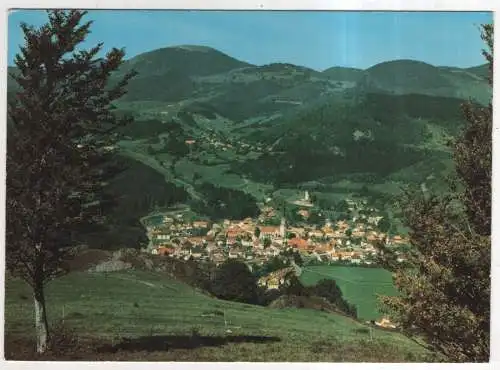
[{"xmin": 5, "ymin": 40, "xmax": 490, "ymax": 362}]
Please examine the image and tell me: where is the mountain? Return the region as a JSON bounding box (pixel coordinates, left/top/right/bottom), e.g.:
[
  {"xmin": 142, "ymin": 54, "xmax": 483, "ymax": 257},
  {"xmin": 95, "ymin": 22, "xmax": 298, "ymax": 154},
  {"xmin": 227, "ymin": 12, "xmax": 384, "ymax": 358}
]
[
  {"xmin": 112, "ymin": 45, "xmax": 253, "ymax": 103},
  {"xmin": 6, "ymin": 44, "xmax": 491, "ymax": 221},
  {"xmin": 360, "ymin": 59, "xmax": 491, "ymax": 104},
  {"xmin": 465, "ymin": 63, "xmax": 489, "ymax": 80},
  {"xmin": 322, "ymin": 66, "xmax": 364, "ymax": 82},
  {"xmin": 118, "ymin": 45, "xmax": 252, "ymax": 78}
]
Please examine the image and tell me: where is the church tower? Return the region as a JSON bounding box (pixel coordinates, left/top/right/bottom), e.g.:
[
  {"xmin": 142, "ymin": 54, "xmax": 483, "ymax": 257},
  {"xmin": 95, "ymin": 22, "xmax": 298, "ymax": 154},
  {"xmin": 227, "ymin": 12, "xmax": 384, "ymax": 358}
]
[{"xmin": 280, "ymin": 217, "xmax": 287, "ymax": 238}]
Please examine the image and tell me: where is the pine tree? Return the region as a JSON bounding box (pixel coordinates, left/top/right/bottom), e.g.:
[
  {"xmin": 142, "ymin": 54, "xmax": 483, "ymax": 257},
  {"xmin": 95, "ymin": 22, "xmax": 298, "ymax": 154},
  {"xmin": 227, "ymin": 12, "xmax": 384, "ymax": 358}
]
[
  {"xmin": 378, "ymin": 24, "xmax": 492, "ymax": 362},
  {"xmin": 6, "ymin": 10, "xmax": 136, "ymax": 353}
]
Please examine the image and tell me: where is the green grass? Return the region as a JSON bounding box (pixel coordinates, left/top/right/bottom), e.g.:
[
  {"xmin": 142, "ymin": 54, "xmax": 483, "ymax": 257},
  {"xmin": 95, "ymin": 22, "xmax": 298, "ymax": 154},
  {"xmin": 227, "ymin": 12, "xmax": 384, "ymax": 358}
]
[
  {"xmin": 300, "ymin": 266, "xmax": 398, "ymax": 320},
  {"xmin": 4, "ymin": 269, "xmax": 429, "ymax": 361}
]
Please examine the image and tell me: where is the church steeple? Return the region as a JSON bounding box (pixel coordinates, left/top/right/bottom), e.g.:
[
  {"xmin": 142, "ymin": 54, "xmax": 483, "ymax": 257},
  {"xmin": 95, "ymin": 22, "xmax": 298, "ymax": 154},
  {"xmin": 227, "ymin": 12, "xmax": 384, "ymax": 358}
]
[{"xmin": 280, "ymin": 216, "xmax": 287, "ymax": 238}]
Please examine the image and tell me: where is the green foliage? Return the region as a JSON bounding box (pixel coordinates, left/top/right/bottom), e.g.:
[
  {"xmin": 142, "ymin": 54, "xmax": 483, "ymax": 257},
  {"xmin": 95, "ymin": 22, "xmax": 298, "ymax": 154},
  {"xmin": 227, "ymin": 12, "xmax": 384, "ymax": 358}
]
[
  {"xmin": 237, "ymin": 92, "xmax": 467, "ymax": 187},
  {"xmin": 281, "ymin": 276, "xmax": 357, "ymax": 318},
  {"xmin": 190, "ymin": 182, "xmax": 260, "ymax": 221},
  {"xmin": 311, "ymin": 279, "xmax": 357, "ymax": 318},
  {"xmin": 89, "ymin": 156, "xmax": 188, "ymax": 249},
  {"xmin": 261, "ymin": 238, "xmax": 271, "ymax": 249},
  {"xmin": 379, "ymin": 24, "xmax": 492, "ymax": 362},
  {"xmin": 210, "ymin": 260, "xmax": 260, "ymax": 304},
  {"xmin": 322, "ymin": 66, "xmax": 364, "ymax": 82},
  {"xmin": 6, "ymin": 10, "xmax": 136, "ymax": 352}
]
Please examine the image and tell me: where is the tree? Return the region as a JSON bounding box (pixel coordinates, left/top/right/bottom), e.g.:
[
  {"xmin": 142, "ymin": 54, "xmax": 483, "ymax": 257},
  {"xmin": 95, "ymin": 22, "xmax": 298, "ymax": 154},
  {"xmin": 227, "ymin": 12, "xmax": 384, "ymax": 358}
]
[
  {"xmin": 311, "ymin": 279, "xmax": 357, "ymax": 318},
  {"xmin": 377, "ymin": 216, "xmax": 391, "ymax": 233},
  {"xmin": 6, "ymin": 10, "xmax": 136, "ymax": 353},
  {"xmin": 263, "ymin": 237, "xmax": 272, "ymax": 248},
  {"xmin": 210, "ymin": 260, "xmax": 259, "ymax": 304},
  {"xmin": 254, "ymin": 226, "xmax": 261, "ymax": 239},
  {"xmin": 378, "ymin": 24, "xmax": 492, "ymax": 362}
]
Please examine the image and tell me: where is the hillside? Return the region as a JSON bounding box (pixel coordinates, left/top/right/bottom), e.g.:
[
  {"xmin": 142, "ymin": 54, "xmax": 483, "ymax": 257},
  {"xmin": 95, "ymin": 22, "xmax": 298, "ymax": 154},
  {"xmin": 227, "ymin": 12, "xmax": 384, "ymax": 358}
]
[
  {"xmin": 6, "ymin": 44, "xmax": 491, "ymax": 232},
  {"xmin": 360, "ymin": 59, "xmax": 491, "ymax": 104},
  {"xmin": 465, "ymin": 63, "xmax": 489, "ymax": 79},
  {"xmin": 4, "ymin": 269, "xmax": 432, "ymax": 361},
  {"xmin": 322, "ymin": 66, "xmax": 364, "ymax": 82},
  {"xmin": 117, "ymin": 45, "xmax": 252, "ymax": 78}
]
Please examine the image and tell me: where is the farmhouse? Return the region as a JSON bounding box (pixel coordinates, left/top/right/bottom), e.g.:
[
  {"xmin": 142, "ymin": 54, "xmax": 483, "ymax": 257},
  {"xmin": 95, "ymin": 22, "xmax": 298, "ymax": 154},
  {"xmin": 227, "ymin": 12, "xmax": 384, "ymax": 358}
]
[{"xmin": 258, "ymin": 267, "xmax": 295, "ymax": 290}]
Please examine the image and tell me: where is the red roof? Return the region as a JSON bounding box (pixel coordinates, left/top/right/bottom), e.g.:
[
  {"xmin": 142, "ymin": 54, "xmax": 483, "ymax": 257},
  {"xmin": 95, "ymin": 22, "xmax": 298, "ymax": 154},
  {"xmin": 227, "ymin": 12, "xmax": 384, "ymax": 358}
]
[
  {"xmin": 260, "ymin": 226, "xmax": 280, "ymax": 233},
  {"xmin": 288, "ymin": 237, "xmax": 308, "ymax": 250},
  {"xmin": 156, "ymin": 247, "xmax": 175, "ymax": 256}
]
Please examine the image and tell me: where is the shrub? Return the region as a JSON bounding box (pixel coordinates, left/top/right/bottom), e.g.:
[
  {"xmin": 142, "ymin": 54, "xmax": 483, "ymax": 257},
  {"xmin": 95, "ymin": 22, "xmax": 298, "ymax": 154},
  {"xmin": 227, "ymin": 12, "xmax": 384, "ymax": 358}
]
[{"xmin": 210, "ymin": 260, "xmax": 259, "ymax": 304}]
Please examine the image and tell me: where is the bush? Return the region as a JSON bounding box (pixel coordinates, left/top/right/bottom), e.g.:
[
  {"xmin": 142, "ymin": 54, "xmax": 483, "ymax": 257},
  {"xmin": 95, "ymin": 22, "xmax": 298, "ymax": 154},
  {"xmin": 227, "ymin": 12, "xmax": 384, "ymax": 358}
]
[
  {"xmin": 311, "ymin": 279, "xmax": 357, "ymax": 318},
  {"xmin": 210, "ymin": 260, "xmax": 259, "ymax": 304}
]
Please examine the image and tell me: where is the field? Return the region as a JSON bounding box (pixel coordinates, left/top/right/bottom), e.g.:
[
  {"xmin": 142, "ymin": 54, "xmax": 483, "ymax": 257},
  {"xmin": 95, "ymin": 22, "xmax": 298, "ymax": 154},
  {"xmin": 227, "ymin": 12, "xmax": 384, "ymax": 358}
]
[
  {"xmin": 300, "ymin": 266, "xmax": 398, "ymax": 320},
  {"xmin": 4, "ymin": 269, "xmax": 430, "ymax": 361}
]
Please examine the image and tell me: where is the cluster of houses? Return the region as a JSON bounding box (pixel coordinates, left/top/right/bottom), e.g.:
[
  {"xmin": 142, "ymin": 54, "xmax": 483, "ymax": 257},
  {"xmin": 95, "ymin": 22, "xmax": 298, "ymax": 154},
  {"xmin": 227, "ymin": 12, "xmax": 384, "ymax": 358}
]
[
  {"xmin": 185, "ymin": 130, "xmax": 269, "ymax": 155},
  {"xmin": 146, "ymin": 197, "xmax": 409, "ymax": 267}
]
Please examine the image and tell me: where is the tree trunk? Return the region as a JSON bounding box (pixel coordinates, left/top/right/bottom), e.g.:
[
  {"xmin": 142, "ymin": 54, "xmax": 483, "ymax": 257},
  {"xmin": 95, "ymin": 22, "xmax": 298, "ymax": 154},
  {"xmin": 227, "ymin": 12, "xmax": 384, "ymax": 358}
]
[{"xmin": 33, "ymin": 284, "xmax": 50, "ymax": 353}]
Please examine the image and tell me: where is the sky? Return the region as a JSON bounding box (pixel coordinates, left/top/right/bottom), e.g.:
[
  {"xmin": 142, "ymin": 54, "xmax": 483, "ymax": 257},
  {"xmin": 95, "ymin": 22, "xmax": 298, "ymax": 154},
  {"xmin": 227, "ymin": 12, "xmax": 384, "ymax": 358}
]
[{"xmin": 7, "ymin": 10, "xmax": 493, "ymax": 71}]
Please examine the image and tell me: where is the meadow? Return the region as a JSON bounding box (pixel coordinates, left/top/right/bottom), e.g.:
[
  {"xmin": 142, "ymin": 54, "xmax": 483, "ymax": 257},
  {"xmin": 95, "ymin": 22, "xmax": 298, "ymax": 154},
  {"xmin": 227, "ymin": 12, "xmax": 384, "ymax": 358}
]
[
  {"xmin": 4, "ymin": 269, "xmax": 429, "ymax": 361},
  {"xmin": 300, "ymin": 265, "xmax": 398, "ymax": 320}
]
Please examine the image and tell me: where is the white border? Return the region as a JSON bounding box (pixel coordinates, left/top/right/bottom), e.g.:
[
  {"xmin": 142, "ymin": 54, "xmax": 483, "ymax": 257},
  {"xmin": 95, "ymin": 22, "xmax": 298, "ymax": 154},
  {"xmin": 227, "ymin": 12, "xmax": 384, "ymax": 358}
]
[
  {"xmin": 1, "ymin": 0, "xmax": 498, "ymax": 11},
  {"xmin": 1, "ymin": 1, "xmax": 499, "ymax": 370}
]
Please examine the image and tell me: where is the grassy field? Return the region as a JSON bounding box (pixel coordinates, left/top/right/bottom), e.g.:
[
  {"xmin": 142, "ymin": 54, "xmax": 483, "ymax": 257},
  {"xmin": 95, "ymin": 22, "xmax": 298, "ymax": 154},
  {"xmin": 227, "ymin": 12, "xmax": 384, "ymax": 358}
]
[
  {"xmin": 4, "ymin": 269, "xmax": 431, "ymax": 361},
  {"xmin": 300, "ymin": 266, "xmax": 398, "ymax": 320}
]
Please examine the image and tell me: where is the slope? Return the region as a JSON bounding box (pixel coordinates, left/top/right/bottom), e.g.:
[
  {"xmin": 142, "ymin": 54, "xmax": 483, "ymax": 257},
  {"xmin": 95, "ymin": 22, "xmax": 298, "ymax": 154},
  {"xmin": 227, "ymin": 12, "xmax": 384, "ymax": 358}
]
[
  {"xmin": 5, "ymin": 269, "xmax": 432, "ymax": 361},
  {"xmin": 360, "ymin": 59, "xmax": 491, "ymax": 104}
]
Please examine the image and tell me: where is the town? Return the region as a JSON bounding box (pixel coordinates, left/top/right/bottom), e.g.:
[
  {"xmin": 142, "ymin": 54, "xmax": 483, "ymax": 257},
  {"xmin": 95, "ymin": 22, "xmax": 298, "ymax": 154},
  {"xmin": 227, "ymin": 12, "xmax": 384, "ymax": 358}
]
[{"xmin": 145, "ymin": 191, "xmax": 409, "ymax": 268}]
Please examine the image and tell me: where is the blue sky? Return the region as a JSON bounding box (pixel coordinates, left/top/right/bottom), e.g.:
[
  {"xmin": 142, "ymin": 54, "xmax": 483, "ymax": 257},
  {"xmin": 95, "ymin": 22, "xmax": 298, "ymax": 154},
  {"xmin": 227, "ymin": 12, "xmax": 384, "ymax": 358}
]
[{"xmin": 8, "ymin": 10, "xmax": 493, "ymax": 70}]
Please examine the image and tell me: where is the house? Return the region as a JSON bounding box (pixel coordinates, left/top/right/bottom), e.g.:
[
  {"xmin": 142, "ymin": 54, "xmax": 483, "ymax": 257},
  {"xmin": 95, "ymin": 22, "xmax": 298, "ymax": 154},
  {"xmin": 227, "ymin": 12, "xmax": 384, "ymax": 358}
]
[
  {"xmin": 227, "ymin": 226, "xmax": 250, "ymax": 240},
  {"xmin": 322, "ymin": 226, "xmax": 335, "ymax": 237},
  {"xmin": 193, "ymin": 220, "xmax": 210, "ymax": 229},
  {"xmin": 242, "ymin": 239, "xmax": 253, "ymax": 247},
  {"xmin": 308, "ymin": 230, "xmax": 324, "ymax": 239},
  {"xmin": 152, "ymin": 231, "xmax": 170, "ymax": 241},
  {"xmin": 187, "ymin": 237, "xmax": 206, "ymax": 247},
  {"xmin": 228, "ymin": 248, "xmax": 244, "ymax": 259},
  {"xmin": 287, "ymin": 237, "xmax": 309, "ymax": 251},
  {"xmin": 163, "ymin": 216, "xmax": 174, "ymax": 224},
  {"xmin": 258, "ymin": 267, "xmax": 295, "ymax": 290},
  {"xmin": 315, "ymin": 243, "xmax": 332, "ymax": 254},
  {"xmin": 330, "ymin": 253, "xmax": 340, "ymax": 261},
  {"xmin": 253, "ymin": 239, "xmax": 263, "ymax": 250},
  {"xmin": 351, "ymin": 254, "xmax": 362, "ymax": 264},
  {"xmin": 289, "ymin": 227, "xmax": 306, "ymax": 238},
  {"xmin": 392, "ymin": 235, "xmax": 409, "ymax": 245},
  {"xmin": 336, "ymin": 220, "xmax": 350, "ymax": 230},
  {"xmin": 375, "ymin": 317, "xmax": 397, "ymax": 329},
  {"xmin": 298, "ymin": 209, "xmax": 310, "ymax": 219},
  {"xmin": 265, "ymin": 246, "xmax": 281, "ymax": 257},
  {"xmin": 260, "ymin": 226, "xmax": 282, "ymax": 239}
]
